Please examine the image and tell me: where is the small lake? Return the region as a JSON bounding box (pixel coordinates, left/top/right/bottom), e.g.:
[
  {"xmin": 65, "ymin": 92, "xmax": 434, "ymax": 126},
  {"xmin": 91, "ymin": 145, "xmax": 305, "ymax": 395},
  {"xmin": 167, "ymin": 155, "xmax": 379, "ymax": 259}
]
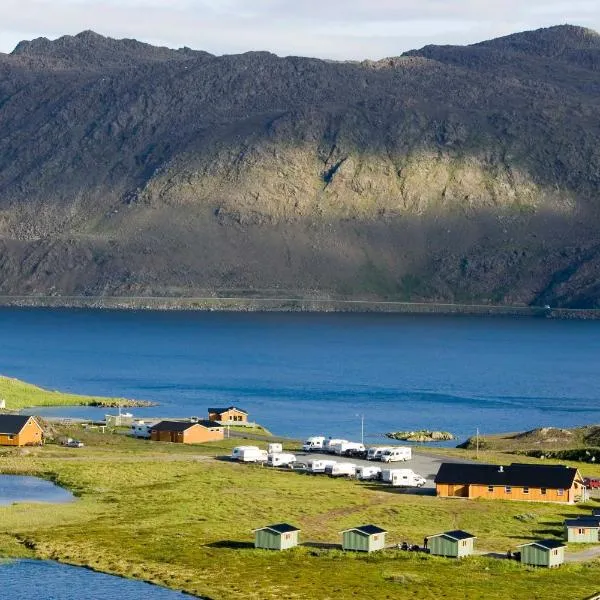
[
  {"xmin": 0, "ymin": 560, "xmax": 195, "ymax": 599},
  {"xmin": 0, "ymin": 475, "xmax": 74, "ymax": 505}
]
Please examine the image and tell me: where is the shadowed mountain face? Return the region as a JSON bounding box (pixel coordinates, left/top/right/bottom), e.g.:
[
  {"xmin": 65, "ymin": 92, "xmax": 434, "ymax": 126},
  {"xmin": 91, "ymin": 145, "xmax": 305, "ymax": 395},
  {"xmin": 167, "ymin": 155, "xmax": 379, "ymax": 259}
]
[{"xmin": 1, "ymin": 26, "xmax": 600, "ymax": 307}]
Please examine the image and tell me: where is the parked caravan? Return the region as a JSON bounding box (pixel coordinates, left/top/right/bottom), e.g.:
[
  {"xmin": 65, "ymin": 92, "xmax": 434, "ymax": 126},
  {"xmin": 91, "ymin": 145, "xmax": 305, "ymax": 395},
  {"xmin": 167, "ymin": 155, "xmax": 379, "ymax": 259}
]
[
  {"xmin": 302, "ymin": 436, "xmax": 326, "ymax": 452},
  {"xmin": 130, "ymin": 422, "xmax": 152, "ymax": 439},
  {"xmin": 380, "ymin": 447, "xmax": 412, "ymax": 463},
  {"xmin": 356, "ymin": 466, "xmax": 382, "ymax": 481},
  {"xmin": 268, "ymin": 443, "xmax": 283, "ymax": 454},
  {"xmin": 239, "ymin": 448, "xmax": 268, "ymax": 463},
  {"xmin": 381, "ymin": 468, "xmax": 426, "ymax": 487},
  {"xmin": 231, "ymin": 446, "xmax": 259, "ymax": 460},
  {"xmin": 367, "ymin": 447, "xmax": 394, "ymax": 461},
  {"xmin": 307, "ymin": 459, "xmax": 337, "ymax": 473},
  {"xmin": 323, "ymin": 439, "xmax": 349, "ymax": 454},
  {"xmin": 325, "ymin": 462, "xmax": 357, "ymax": 477},
  {"xmin": 267, "ymin": 453, "xmax": 297, "ymax": 467},
  {"xmin": 333, "ymin": 442, "xmax": 366, "ymax": 456}
]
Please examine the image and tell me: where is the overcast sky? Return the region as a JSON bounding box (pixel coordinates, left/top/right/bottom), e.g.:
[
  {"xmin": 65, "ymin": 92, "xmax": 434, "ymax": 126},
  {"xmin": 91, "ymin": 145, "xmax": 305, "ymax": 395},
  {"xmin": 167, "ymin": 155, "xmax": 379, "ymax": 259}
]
[{"xmin": 0, "ymin": 0, "xmax": 598, "ymax": 60}]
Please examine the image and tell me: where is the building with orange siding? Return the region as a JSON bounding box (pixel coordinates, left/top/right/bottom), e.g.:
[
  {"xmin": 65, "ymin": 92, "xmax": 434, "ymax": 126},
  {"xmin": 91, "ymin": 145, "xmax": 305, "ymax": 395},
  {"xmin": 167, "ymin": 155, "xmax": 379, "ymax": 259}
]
[
  {"xmin": 150, "ymin": 420, "xmax": 224, "ymax": 444},
  {"xmin": 435, "ymin": 462, "xmax": 586, "ymax": 504},
  {"xmin": 207, "ymin": 406, "xmax": 248, "ymax": 423},
  {"xmin": 0, "ymin": 415, "xmax": 44, "ymax": 446}
]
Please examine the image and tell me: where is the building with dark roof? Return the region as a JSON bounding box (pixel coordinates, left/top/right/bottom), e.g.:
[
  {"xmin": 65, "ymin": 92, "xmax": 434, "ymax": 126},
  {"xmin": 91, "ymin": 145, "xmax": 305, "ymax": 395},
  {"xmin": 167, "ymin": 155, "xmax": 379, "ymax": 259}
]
[
  {"xmin": 0, "ymin": 415, "xmax": 43, "ymax": 446},
  {"xmin": 426, "ymin": 530, "xmax": 476, "ymax": 558},
  {"xmin": 149, "ymin": 420, "xmax": 223, "ymax": 444},
  {"xmin": 208, "ymin": 406, "xmax": 248, "ymax": 423},
  {"xmin": 518, "ymin": 539, "xmax": 566, "ymax": 567},
  {"xmin": 253, "ymin": 523, "xmax": 300, "ymax": 550},
  {"xmin": 341, "ymin": 525, "xmax": 387, "ymax": 552},
  {"xmin": 435, "ymin": 462, "xmax": 586, "ymax": 504},
  {"xmin": 564, "ymin": 517, "xmax": 600, "ymax": 543}
]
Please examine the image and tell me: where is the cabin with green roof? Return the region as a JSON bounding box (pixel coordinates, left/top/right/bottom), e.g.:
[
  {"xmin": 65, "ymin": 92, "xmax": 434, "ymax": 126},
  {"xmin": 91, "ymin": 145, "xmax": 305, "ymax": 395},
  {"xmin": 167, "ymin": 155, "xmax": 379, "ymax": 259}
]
[
  {"xmin": 341, "ymin": 525, "xmax": 387, "ymax": 552},
  {"xmin": 253, "ymin": 523, "xmax": 300, "ymax": 550},
  {"xmin": 426, "ymin": 530, "xmax": 476, "ymax": 558},
  {"xmin": 518, "ymin": 539, "xmax": 565, "ymax": 567}
]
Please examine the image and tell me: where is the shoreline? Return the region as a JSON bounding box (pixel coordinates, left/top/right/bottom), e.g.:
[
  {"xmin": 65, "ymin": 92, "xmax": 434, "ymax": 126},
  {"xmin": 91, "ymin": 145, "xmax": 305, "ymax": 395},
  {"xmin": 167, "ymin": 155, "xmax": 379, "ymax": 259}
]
[{"xmin": 0, "ymin": 295, "xmax": 598, "ymax": 319}]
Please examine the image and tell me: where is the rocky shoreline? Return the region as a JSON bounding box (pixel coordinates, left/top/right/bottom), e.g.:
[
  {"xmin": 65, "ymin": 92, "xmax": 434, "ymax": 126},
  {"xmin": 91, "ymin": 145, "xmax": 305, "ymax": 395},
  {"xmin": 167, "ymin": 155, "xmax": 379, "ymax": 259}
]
[{"xmin": 385, "ymin": 430, "xmax": 455, "ymax": 443}]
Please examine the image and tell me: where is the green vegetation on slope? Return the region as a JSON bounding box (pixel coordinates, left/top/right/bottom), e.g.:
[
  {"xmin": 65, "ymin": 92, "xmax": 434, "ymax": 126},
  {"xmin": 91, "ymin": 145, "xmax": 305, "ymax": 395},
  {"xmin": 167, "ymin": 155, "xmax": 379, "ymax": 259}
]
[{"xmin": 2, "ymin": 429, "xmax": 600, "ymax": 599}]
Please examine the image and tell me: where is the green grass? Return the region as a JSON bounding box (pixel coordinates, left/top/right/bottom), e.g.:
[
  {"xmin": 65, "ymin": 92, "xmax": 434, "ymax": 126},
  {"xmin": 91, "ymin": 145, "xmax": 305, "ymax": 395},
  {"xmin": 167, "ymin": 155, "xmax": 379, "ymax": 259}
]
[
  {"xmin": 0, "ymin": 375, "xmax": 138, "ymax": 410},
  {"xmin": 2, "ymin": 428, "xmax": 600, "ymax": 599}
]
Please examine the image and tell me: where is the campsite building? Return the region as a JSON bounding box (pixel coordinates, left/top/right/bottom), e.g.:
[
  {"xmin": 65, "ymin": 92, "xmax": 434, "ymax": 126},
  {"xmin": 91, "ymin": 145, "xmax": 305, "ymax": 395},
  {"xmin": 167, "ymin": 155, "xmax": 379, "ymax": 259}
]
[
  {"xmin": 341, "ymin": 525, "xmax": 387, "ymax": 552},
  {"xmin": 207, "ymin": 407, "xmax": 248, "ymax": 424},
  {"xmin": 0, "ymin": 415, "xmax": 43, "ymax": 446},
  {"xmin": 435, "ymin": 462, "xmax": 586, "ymax": 504},
  {"xmin": 150, "ymin": 420, "xmax": 224, "ymax": 444},
  {"xmin": 253, "ymin": 524, "xmax": 300, "ymax": 550},
  {"xmin": 518, "ymin": 539, "xmax": 566, "ymax": 567},
  {"xmin": 564, "ymin": 517, "xmax": 600, "ymax": 543},
  {"xmin": 426, "ymin": 530, "xmax": 476, "ymax": 558}
]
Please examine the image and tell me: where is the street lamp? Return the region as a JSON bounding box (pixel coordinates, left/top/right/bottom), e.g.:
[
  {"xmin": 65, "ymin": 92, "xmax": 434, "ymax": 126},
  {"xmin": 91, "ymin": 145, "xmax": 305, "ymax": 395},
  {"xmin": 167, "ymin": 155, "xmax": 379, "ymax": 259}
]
[{"xmin": 355, "ymin": 413, "xmax": 364, "ymax": 445}]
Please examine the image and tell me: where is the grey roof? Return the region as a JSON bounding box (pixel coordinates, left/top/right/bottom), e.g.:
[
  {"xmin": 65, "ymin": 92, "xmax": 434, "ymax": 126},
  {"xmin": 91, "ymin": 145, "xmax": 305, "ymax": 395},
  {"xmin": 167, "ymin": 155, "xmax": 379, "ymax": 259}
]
[
  {"xmin": 208, "ymin": 406, "xmax": 248, "ymax": 415},
  {"xmin": 564, "ymin": 518, "xmax": 600, "ymax": 528},
  {"xmin": 0, "ymin": 415, "xmax": 35, "ymax": 435},
  {"xmin": 342, "ymin": 525, "xmax": 387, "ymax": 536},
  {"xmin": 254, "ymin": 523, "xmax": 300, "ymax": 534},
  {"xmin": 150, "ymin": 420, "xmax": 222, "ymax": 432},
  {"xmin": 435, "ymin": 462, "xmax": 579, "ymax": 489},
  {"xmin": 518, "ymin": 539, "xmax": 566, "ymax": 550},
  {"xmin": 428, "ymin": 530, "xmax": 476, "ymax": 541}
]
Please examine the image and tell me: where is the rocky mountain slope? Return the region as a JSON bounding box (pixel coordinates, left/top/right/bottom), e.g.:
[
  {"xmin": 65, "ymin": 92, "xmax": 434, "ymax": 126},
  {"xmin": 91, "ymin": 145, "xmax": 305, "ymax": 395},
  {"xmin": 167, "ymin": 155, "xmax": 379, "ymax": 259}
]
[{"xmin": 1, "ymin": 26, "xmax": 599, "ymax": 307}]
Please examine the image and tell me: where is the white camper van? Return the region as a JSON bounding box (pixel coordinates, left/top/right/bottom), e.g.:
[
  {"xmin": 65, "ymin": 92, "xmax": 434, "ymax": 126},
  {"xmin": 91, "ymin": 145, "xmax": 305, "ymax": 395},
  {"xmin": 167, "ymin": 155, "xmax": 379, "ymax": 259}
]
[
  {"xmin": 325, "ymin": 462, "xmax": 357, "ymax": 477},
  {"xmin": 380, "ymin": 446, "xmax": 412, "ymax": 463},
  {"xmin": 355, "ymin": 465, "xmax": 382, "ymax": 481},
  {"xmin": 302, "ymin": 436, "xmax": 325, "ymax": 452},
  {"xmin": 367, "ymin": 446, "xmax": 394, "ymax": 461},
  {"xmin": 307, "ymin": 459, "xmax": 337, "ymax": 473},
  {"xmin": 323, "ymin": 439, "xmax": 349, "ymax": 454},
  {"xmin": 130, "ymin": 422, "xmax": 152, "ymax": 439},
  {"xmin": 381, "ymin": 468, "xmax": 426, "ymax": 487},
  {"xmin": 267, "ymin": 453, "xmax": 296, "ymax": 467}
]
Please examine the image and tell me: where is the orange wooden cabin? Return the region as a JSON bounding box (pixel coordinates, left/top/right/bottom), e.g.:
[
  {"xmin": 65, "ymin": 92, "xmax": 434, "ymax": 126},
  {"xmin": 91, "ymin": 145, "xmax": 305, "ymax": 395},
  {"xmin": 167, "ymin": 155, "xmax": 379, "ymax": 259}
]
[
  {"xmin": 0, "ymin": 415, "xmax": 44, "ymax": 446},
  {"xmin": 150, "ymin": 420, "xmax": 224, "ymax": 444},
  {"xmin": 435, "ymin": 462, "xmax": 586, "ymax": 504},
  {"xmin": 207, "ymin": 406, "xmax": 248, "ymax": 423}
]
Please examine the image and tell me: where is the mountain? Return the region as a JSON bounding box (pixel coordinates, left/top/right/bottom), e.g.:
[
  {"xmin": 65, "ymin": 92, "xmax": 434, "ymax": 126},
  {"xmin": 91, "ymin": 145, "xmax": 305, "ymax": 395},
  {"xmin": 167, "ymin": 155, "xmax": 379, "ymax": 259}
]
[{"xmin": 1, "ymin": 26, "xmax": 600, "ymax": 307}]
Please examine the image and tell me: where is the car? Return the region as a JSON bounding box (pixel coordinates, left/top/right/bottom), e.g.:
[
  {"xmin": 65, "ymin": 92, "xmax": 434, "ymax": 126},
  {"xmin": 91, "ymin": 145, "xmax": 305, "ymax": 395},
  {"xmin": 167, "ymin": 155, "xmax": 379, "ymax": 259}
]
[
  {"xmin": 584, "ymin": 477, "xmax": 600, "ymax": 489},
  {"xmin": 343, "ymin": 448, "xmax": 368, "ymax": 459},
  {"xmin": 62, "ymin": 438, "xmax": 84, "ymax": 448}
]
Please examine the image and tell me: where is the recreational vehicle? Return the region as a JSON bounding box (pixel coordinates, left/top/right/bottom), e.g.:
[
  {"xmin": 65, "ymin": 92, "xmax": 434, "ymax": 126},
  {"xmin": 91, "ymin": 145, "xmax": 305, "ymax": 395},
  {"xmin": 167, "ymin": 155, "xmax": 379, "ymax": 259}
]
[
  {"xmin": 130, "ymin": 422, "xmax": 152, "ymax": 439},
  {"xmin": 323, "ymin": 439, "xmax": 349, "ymax": 453},
  {"xmin": 302, "ymin": 436, "xmax": 325, "ymax": 452},
  {"xmin": 381, "ymin": 468, "xmax": 426, "ymax": 487},
  {"xmin": 307, "ymin": 459, "xmax": 337, "ymax": 473},
  {"xmin": 367, "ymin": 447, "xmax": 394, "ymax": 461},
  {"xmin": 356, "ymin": 465, "xmax": 382, "ymax": 480},
  {"xmin": 268, "ymin": 443, "xmax": 283, "ymax": 454},
  {"xmin": 325, "ymin": 462, "xmax": 357, "ymax": 477},
  {"xmin": 380, "ymin": 447, "xmax": 412, "ymax": 463},
  {"xmin": 333, "ymin": 442, "xmax": 366, "ymax": 456},
  {"xmin": 267, "ymin": 453, "xmax": 297, "ymax": 467}
]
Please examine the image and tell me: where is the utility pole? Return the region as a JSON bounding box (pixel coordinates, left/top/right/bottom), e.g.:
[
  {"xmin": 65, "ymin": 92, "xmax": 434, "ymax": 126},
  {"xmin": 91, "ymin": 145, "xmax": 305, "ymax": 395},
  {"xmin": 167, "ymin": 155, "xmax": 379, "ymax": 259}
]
[
  {"xmin": 360, "ymin": 414, "xmax": 364, "ymax": 445},
  {"xmin": 476, "ymin": 427, "xmax": 479, "ymax": 460}
]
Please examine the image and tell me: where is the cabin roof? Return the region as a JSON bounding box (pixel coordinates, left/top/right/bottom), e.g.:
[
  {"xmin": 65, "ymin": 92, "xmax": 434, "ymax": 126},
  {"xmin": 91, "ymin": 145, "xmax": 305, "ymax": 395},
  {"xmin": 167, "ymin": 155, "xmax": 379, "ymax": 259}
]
[
  {"xmin": 427, "ymin": 530, "xmax": 476, "ymax": 541},
  {"xmin": 208, "ymin": 406, "xmax": 248, "ymax": 415},
  {"xmin": 341, "ymin": 524, "xmax": 387, "ymax": 536},
  {"xmin": 518, "ymin": 539, "xmax": 566, "ymax": 550},
  {"xmin": 564, "ymin": 518, "xmax": 600, "ymax": 528},
  {"xmin": 0, "ymin": 415, "xmax": 37, "ymax": 435},
  {"xmin": 253, "ymin": 523, "xmax": 300, "ymax": 534},
  {"xmin": 150, "ymin": 420, "xmax": 222, "ymax": 432},
  {"xmin": 435, "ymin": 462, "xmax": 579, "ymax": 489}
]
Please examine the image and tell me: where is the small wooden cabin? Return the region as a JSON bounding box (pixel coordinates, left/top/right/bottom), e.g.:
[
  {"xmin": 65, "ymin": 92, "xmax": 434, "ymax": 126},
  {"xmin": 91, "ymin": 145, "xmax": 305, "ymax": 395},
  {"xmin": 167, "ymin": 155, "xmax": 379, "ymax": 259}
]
[
  {"xmin": 208, "ymin": 406, "xmax": 248, "ymax": 423},
  {"xmin": 150, "ymin": 420, "xmax": 223, "ymax": 444},
  {"xmin": 426, "ymin": 530, "xmax": 476, "ymax": 558},
  {"xmin": 341, "ymin": 525, "xmax": 387, "ymax": 552},
  {"xmin": 564, "ymin": 517, "xmax": 600, "ymax": 543},
  {"xmin": 435, "ymin": 462, "xmax": 586, "ymax": 504},
  {"xmin": 253, "ymin": 523, "xmax": 300, "ymax": 550},
  {"xmin": 518, "ymin": 539, "xmax": 565, "ymax": 567},
  {"xmin": 0, "ymin": 415, "xmax": 43, "ymax": 446}
]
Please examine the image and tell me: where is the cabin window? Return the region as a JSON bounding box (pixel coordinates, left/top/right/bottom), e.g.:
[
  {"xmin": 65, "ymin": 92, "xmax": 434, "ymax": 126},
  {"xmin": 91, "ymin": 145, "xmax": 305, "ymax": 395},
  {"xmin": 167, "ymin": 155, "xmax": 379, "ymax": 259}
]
[
  {"xmin": 373, "ymin": 535, "xmax": 379, "ymax": 541},
  {"xmin": 505, "ymin": 486, "xmax": 512, "ymax": 494},
  {"xmin": 557, "ymin": 488, "xmax": 564, "ymax": 496},
  {"xmin": 578, "ymin": 528, "xmax": 585, "ymax": 535},
  {"xmin": 553, "ymin": 550, "xmax": 558, "ymax": 555},
  {"xmin": 523, "ymin": 487, "xmax": 529, "ymax": 494},
  {"xmin": 284, "ymin": 533, "xmax": 291, "ymax": 540},
  {"xmin": 487, "ymin": 485, "xmax": 493, "ymax": 493},
  {"xmin": 541, "ymin": 488, "xmax": 547, "ymax": 495}
]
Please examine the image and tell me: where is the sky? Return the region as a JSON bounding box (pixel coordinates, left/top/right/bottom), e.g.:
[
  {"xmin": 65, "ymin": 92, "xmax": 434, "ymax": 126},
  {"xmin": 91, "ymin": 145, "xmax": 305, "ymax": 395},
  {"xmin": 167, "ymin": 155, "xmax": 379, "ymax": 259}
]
[{"xmin": 0, "ymin": 0, "xmax": 598, "ymax": 60}]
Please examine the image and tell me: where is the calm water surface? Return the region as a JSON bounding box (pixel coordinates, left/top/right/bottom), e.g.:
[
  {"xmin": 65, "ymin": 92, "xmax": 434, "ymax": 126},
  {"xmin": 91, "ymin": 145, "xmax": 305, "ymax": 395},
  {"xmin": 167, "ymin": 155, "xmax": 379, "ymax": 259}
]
[
  {"xmin": 0, "ymin": 475, "xmax": 73, "ymax": 505},
  {"xmin": 1, "ymin": 308, "xmax": 600, "ymax": 442},
  {"xmin": 0, "ymin": 560, "xmax": 193, "ymax": 599}
]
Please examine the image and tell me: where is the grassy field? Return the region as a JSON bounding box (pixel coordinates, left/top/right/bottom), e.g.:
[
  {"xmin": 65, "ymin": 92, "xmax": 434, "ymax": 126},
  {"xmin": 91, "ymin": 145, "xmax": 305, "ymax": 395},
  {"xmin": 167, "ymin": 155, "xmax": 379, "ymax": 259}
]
[
  {"xmin": 0, "ymin": 375, "xmax": 146, "ymax": 409},
  {"xmin": 2, "ymin": 428, "xmax": 600, "ymax": 599}
]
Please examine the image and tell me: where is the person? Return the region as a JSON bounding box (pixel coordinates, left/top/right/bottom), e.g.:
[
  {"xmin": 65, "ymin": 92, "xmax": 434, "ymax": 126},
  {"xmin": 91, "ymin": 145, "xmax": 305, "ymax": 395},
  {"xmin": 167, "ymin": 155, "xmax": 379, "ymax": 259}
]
[
  {"xmin": 423, "ymin": 537, "xmax": 428, "ymax": 549},
  {"xmin": 506, "ymin": 549, "xmax": 512, "ymax": 559}
]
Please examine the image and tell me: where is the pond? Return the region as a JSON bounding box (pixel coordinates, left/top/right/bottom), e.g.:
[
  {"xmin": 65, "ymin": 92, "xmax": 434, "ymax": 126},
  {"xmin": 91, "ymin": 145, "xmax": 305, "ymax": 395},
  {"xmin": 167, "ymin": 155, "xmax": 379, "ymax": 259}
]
[
  {"xmin": 0, "ymin": 560, "xmax": 196, "ymax": 599},
  {"xmin": 0, "ymin": 475, "xmax": 74, "ymax": 505}
]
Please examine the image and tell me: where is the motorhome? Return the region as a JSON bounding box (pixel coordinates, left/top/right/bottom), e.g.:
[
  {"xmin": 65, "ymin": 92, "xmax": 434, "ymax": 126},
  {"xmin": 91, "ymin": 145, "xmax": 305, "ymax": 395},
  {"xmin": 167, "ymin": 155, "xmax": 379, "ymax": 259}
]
[
  {"xmin": 130, "ymin": 422, "xmax": 152, "ymax": 439},
  {"xmin": 302, "ymin": 436, "xmax": 326, "ymax": 452},
  {"xmin": 307, "ymin": 459, "xmax": 337, "ymax": 473},
  {"xmin": 381, "ymin": 468, "xmax": 426, "ymax": 487},
  {"xmin": 380, "ymin": 446, "xmax": 412, "ymax": 463},
  {"xmin": 333, "ymin": 442, "xmax": 366, "ymax": 456},
  {"xmin": 355, "ymin": 465, "xmax": 382, "ymax": 481},
  {"xmin": 323, "ymin": 438, "xmax": 349, "ymax": 453},
  {"xmin": 367, "ymin": 446, "xmax": 394, "ymax": 461},
  {"xmin": 325, "ymin": 462, "xmax": 357, "ymax": 477},
  {"xmin": 267, "ymin": 453, "xmax": 296, "ymax": 467},
  {"xmin": 268, "ymin": 443, "xmax": 283, "ymax": 454}
]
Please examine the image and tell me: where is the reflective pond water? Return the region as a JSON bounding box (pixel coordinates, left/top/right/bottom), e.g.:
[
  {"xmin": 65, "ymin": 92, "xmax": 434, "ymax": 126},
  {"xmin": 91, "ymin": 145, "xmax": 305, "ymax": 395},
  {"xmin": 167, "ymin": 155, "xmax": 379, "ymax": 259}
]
[{"xmin": 0, "ymin": 475, "xmax": 74, "ymax": 505}]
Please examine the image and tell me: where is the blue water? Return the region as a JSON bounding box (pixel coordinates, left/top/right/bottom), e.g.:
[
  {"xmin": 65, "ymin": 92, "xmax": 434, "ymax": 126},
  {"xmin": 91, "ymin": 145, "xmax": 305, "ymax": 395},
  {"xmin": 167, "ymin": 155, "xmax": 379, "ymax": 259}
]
[
  {"xmin": 0, "ymin": 560, "xmax": 194, "ymax": 599},
  {"xmin": 0, "ymin": 475, "xmax": 73, "ymax": 505},
  {"xmin": 1, "ymin": 308, "xmax": 600, "ymax": 443}
]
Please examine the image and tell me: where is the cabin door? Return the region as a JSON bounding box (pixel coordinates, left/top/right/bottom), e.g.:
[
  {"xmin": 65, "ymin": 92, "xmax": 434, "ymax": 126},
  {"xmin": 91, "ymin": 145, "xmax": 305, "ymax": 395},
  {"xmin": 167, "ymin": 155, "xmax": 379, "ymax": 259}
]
[{"xmin": 451, "ymin": 485, "xmax": 469, "ymax": 497}]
